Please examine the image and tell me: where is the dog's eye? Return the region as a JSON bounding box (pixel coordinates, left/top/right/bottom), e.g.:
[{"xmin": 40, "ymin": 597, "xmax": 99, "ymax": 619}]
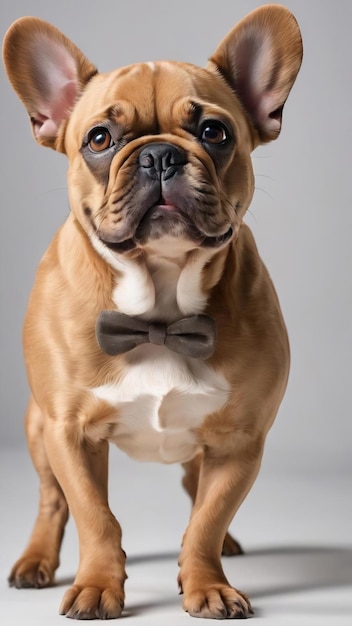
[
  {"xmin": 201, "ymin": 122, "xmax": 228, "ymax": 145},
  {"xmin": 88, "ymin": 127, "xmax": 112, "ymax": 152}
]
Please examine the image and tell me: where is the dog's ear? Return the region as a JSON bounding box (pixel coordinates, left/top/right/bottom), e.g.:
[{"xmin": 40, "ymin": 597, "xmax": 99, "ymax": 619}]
[
  {"xmin": 2, "ymin": 17, "xmax": 97, "ymax": 150},
  {"xmin": 208, "ymin": 5, "xmax": 303, "ymax": 143}
]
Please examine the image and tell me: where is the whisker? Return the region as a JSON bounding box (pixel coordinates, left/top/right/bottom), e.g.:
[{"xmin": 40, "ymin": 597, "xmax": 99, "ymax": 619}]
[
  {"xmin": 254, "ymin": 174, "xmax": 276, "ymax": 182},
  {"xmin": 42, "ymin": 186, "xmax": 68, "ymax": 195},
  {"xmin": 254, "ymin": 186, "xmax": 274, "ymax": 201},
  {"xmin": 246, "ymin": 209, "xmax": 257, "ymax": 223}
]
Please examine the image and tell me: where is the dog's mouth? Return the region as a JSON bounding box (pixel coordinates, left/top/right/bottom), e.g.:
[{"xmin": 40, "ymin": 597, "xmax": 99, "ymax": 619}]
[{"xmin": 99, "ymin": 203, "xmax": 233, "ymax": 254}]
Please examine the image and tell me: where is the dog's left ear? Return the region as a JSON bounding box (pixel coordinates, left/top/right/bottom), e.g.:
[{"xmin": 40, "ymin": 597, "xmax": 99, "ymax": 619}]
[
  {"xmin": 208, "ymin": 5, "xmax": 303, "ymax": 143},
  {"xmin": 2, "ymin": 17, "xmax": 97, "ymax": 150}
]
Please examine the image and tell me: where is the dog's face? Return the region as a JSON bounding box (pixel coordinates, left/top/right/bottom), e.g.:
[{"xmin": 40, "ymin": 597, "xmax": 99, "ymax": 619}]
[
  {"xmin": 66, "ymin": 63, "xmax": 253, "ymax": 258},
  {"xmin": 3, "ymin": 7, "xmax": 302, "ymax": 263}
]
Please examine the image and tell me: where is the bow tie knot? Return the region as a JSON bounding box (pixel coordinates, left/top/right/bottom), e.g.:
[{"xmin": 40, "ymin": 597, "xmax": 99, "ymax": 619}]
[
  {"xmin": 96, "ymin": 311, "xmax": 216, "ymax": 359},
  {"xmin": 148, "ymin": 322, "xmax": 168, "ymax": 346}
]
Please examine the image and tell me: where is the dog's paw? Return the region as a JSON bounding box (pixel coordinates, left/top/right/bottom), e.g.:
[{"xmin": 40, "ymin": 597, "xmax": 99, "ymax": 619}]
[
  {"xmin": 222, "ymin": 532, "xmax": 244, "ymax": 557},
  {"xmin": 59, "ymin": 584, "xmax": 124, "ymax": 619},
  {"xmin": 183, "ymin": 585, "xmax": 253, "ymax": 619},
  {"xmin": 9, "ymin": 556, "xmax": 55, "ymax": 589}
]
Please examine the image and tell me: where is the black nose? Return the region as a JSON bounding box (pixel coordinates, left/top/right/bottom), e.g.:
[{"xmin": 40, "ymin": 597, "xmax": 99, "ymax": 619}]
[{"xmin": 139, "ymin": 142, "xmax": 187, "ymax": 181}]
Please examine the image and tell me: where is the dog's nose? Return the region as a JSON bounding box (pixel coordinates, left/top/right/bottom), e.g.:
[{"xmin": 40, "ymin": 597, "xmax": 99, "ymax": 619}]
[{"xmin": 139, "ymin": 143, "xmax": 187, "ymax": 181}]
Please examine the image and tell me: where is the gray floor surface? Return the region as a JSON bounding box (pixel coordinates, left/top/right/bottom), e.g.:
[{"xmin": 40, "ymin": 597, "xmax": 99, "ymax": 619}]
[{"xmin": 1, "ymin": 448, "xmax": 351, "ymax": 625}]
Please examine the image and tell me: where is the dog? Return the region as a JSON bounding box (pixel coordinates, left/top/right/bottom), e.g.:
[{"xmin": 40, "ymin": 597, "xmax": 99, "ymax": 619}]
[{"xmin": 3, "ymin": 4, "xmax": 302, "ymax": 620}]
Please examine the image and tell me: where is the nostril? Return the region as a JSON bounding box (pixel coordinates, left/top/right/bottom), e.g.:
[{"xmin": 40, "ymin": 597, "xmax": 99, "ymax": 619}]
[
  {"xmin": 161, "ymin": 151, "xmax": 172, "ymax": 169},
  {"xmin": 139, "ymin": 142, "xmax": 187, "ymax": 173},
  {"xmin": 163, "ymin": 164, "xmax": 179, "ymax": 181},
  {"xmin": 139, "ymin": 152, "xmax": 154, "ymax": 168}
]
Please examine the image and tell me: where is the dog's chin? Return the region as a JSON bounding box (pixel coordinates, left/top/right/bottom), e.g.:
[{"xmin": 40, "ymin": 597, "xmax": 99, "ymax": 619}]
[{"xmin": 99, "ymin": 205, "xmax": 234, "ymax": 255}]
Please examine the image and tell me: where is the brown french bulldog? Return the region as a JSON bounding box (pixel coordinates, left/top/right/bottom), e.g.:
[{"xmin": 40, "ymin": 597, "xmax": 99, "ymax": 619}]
[{"xmin": 3, "ymin": 4, "xmax": 302, "ymax": 620}]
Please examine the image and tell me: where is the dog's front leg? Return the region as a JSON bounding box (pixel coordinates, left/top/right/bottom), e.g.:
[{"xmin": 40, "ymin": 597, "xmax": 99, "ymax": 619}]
[
  {"xmin": 43, "ymin": 417, "xmax": 126, "ymax": 620},
  {"xmin": 179, "ymin": 431, "xmax": 264, "ymax": 619}
]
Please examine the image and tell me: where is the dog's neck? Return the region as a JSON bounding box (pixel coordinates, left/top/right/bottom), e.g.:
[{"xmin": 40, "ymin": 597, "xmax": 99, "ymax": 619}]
[{"xmin": 103, "ymin": 235, "xmax": 228, "ymax": 323}]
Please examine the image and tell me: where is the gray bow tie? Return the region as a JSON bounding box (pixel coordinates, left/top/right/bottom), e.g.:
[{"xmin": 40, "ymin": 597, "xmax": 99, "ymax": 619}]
[{"xmin": 96, "ymin": 311, "xmax": 216, "ymax": 359}]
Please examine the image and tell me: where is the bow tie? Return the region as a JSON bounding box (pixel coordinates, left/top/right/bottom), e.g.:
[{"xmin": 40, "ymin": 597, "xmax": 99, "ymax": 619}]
[{"xmin": 96, "ymin": 311, "xmax": 216, "ymax": 359}]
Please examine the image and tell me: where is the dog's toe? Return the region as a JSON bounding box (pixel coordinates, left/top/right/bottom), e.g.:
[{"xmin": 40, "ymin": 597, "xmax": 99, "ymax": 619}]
[
  {"xmin": 9, "ymin": 556, "xmax": 54, "ymax": 589},
  {"xmin": 183, "ymin": 585, "xmax": 253, "ymax": 619},
  {"xmin": 60, "ymin": 584, "xmax": 124, "ymax": 620}
]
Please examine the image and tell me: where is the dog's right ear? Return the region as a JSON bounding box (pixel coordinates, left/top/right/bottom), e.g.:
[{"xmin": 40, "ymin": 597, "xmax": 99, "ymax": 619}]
[
  {"xmin": 2, "ymin": 17, "xmax": 97, "ymax": 151},
  {"xmin": 208, "ymin": 5, "xmax": 303, "ymax": 144}
]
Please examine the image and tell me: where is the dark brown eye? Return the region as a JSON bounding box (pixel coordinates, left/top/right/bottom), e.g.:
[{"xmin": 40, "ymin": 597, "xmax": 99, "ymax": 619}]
[
  {"xmin": 88, "ymin": 127, "xmax": 112, "ymax": 152},
  {"xmin": 201, "ymin": 122, "xmax": 228, "ymax": 145}
]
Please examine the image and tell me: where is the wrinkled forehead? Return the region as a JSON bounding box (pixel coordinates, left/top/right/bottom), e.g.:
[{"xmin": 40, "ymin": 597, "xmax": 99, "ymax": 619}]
[{"xmin": 67, "ymin": 61, "xmax": 246, "ymax": 144}]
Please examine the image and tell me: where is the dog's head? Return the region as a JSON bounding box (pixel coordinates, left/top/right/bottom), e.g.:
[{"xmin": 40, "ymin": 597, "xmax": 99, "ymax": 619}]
[{"xmin": 3, "ymin": 6, "xmax": 302, "ymax": 262}]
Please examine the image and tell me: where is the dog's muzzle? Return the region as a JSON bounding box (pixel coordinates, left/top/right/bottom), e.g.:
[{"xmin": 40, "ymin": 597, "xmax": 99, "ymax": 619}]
[{"xmin": 98, "ymin": 141, "xmax": 233, "ymax": 253}]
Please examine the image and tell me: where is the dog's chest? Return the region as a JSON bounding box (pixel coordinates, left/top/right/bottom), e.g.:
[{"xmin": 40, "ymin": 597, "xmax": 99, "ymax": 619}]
[
  {"xmin": 91, "ymin": 247, "xmax": 229, "ymax": 463},
  {"xmin": 93, "ymin": 348, "xmax": 229, "ymax": 463}
]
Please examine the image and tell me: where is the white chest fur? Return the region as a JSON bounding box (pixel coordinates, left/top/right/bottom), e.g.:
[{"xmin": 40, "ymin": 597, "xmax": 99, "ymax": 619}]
[
  {"xmin": 91, "ymin": 237, "xmax": 228, "ymax": 463},
  {"xmin": 92, "ymin": 346, "xmax": 230, "ymax": 463}
]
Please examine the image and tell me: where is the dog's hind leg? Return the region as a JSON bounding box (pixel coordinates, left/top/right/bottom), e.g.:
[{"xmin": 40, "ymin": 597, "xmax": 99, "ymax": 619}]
[
  {"xmin": 182, "ymin": 454, "xmax": 243, "ymax": 556},
  {"xmin": 9, "ymin": 395, "xmax": 69, "ymax": 589}
]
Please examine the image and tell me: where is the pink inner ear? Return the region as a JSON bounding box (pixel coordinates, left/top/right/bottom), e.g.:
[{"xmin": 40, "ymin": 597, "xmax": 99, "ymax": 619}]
[
  {"xmin": 256, "ymin": 93, "xmax": 282, "ymax": 135},
  {"xmin": 35, "ymin": 80, "xmax": 78, "ymax": 139},
  {"xmin": 232, "ymin": 31, "xmax": 284, "ymax": 137},
  {"xmin": 30, "ymin": 38, "xmax": 79, "ymax": 139}
]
